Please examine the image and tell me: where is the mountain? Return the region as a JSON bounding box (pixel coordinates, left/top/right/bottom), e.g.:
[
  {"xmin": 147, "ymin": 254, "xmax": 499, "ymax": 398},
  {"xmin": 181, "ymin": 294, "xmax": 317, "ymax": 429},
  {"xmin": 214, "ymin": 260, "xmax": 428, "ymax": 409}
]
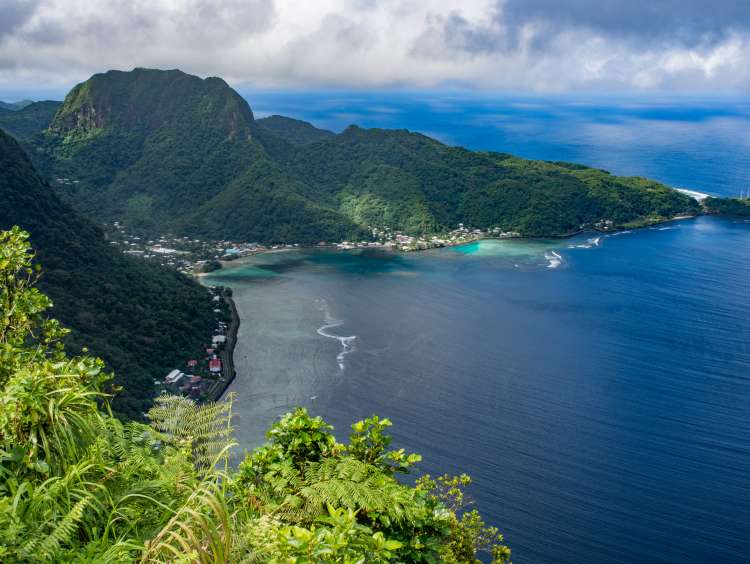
[
  {"xmin": 0, "ymin": 100, "xmax": 60, "ymax": 140},
  {"xmin": 28, "ymin": 68, "xmax": 699, "ymax": 242},
  {"xmin": 0, "ymin": 99, "xmax": 33, "ymax": 111},
  {"xmin": 30, "ymin": 68, "xmax": 364, "ymax": 243},
  {"xmin": 0, "ymin": 128, "xmax": 218, "ymax": 419},
  {"xmin": 281, "ymin": 126, "xmax": 700, "ymax": 236},
  {"xmin": 256, "ymin": 114, "xmax": 335, "ymax": 145}
]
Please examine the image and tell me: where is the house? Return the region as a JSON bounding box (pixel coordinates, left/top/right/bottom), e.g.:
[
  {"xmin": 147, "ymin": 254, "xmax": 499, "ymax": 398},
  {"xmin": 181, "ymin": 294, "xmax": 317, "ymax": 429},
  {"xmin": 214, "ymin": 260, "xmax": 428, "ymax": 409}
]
[
  {"xmin": 209, "ymin": 358, "xmax": 222, "ymax": 373},
  {"xmin": 212, "ymin": 335, "xmax": 227, "ymax": 345},
  {"xmin": 165, "ymin": 369, "xmax": 185, "ymax": 385}
]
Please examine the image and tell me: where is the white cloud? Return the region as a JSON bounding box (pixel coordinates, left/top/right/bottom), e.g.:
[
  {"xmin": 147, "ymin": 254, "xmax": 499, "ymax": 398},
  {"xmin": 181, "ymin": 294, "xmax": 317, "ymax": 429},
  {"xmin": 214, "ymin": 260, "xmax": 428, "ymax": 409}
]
[{"xmin": 0, "ymin": 0, "xmax": 747, "ymax": 95}]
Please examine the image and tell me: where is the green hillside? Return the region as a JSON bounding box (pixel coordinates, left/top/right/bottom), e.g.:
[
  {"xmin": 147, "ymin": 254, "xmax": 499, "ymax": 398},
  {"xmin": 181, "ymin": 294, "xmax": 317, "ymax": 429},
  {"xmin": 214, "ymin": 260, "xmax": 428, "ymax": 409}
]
[
  {"xmin": 0, "ymin": 100, "xmax": 60, "ymax": 140},
  {"xmin": 703, "ymin": 196, "xmax": 750, "ymax": 217},
  {"xmin": 29, "ymin": 68, "xmax": 699, "ymax": 242},
  {"xmin": 256, "ymin": 114, "xmax": 335, "ymax": 145},
  {"xmin": 27, "ymin": 69, "xmax": 363, "ymax": 243},
  {"xmin": 284, "ymin": 126, "xmax": 700, "ymax": 236},
  {"xmin": 0, "ymin": 128, "xmax": 217, "ymax": 419},
  {"xmin": 0, "ymin": 99, "xmax": 33, "ymax": 111}
]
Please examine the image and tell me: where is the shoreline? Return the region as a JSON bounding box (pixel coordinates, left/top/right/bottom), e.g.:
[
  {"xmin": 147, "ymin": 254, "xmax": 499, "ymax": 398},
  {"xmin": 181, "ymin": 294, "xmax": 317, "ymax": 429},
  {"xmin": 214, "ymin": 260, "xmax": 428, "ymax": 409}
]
[
  {"xmin": 199, "ymin": 210, "xmax": 707, "ymax": 404},
  {"xmin": 208, "ymin": 212, "xmax": 703, "ymax": 268},
  {"xmin": 206, "ymin": 294, "xmax": 240, "ymax": 402}
]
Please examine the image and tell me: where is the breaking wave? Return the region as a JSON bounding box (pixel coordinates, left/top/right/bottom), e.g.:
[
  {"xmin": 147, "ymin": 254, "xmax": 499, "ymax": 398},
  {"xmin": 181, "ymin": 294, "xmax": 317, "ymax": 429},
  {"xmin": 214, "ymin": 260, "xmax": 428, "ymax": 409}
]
[
  {"xmin": 545, "ymin": 251, "xmax": 562, "ymax": 268},
  {"xmin": 316, "ymin": 298, "xmax": 356, "ymax": 370}
]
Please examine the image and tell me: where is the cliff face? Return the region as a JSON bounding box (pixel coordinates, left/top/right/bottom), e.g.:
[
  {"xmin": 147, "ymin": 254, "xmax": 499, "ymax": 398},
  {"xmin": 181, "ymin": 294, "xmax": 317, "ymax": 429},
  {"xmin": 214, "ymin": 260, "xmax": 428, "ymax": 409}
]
[{"xmin": 50, "ymin": 68, "xmax": 255, "ymax": 136}]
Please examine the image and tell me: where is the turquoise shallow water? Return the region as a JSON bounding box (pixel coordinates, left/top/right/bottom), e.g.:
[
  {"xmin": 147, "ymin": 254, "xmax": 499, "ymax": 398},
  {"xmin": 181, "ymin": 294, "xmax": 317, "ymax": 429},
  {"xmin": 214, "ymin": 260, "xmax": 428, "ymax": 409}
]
[{"xmin": 207, "ymin": 217, "xmax": 750, "ymax": 563}]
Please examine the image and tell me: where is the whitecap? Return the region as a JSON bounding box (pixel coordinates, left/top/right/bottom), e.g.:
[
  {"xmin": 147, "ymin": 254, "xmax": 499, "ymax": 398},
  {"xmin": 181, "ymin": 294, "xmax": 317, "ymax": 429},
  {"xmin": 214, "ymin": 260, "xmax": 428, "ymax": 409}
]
[
  {"xmin": 316, "ymin": 298, "xmax": 357, "ymax": 371},
  {"xmin": 545, "ymin": 251, "xmax": 562, "ymax": 269}
]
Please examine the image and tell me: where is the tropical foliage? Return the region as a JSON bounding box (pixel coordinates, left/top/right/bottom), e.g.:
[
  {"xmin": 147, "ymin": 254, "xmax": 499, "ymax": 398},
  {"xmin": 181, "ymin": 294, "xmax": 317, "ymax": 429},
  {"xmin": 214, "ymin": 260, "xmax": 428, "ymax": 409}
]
[
  {"xmin": 703, "ymin": 196, "xmax": 750, "ymax": 217},
  {"xmin": 0, "ymin": 226, "xmax": 511, "ymax": 563},
  {"xmin": 14, "ymin": 68, "xmax": 698, "ymax": 244},
  {"xmin": 256, "ymin": 115, "xmax": 335, "ymax": 146},
  {"xmin": 0, "ymin": 128, "xmax": 218, "ymax": 420}
]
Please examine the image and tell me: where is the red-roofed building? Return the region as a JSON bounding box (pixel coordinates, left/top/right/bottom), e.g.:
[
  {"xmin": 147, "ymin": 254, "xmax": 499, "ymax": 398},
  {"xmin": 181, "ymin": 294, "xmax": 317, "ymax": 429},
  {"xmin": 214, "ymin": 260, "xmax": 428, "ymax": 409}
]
[{"xmin": 209, "ymin": 358, "xmax": 222, "ymax": 373}]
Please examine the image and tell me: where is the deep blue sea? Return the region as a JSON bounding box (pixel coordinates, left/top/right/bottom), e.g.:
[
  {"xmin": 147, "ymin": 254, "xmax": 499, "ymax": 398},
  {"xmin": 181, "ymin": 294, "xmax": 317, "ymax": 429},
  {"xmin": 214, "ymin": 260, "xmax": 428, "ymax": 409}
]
[
  {"xmin": 208, "ymin": 95, "xmax": 750, "ymax": 563},
  {"xmin": 242, "ymin": 90, "xmax": 750, "ymax": 198}
]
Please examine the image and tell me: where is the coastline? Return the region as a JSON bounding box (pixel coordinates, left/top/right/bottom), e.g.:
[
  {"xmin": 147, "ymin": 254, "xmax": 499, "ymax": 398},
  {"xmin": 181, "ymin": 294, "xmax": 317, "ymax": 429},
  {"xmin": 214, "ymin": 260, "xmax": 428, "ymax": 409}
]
[
  {"xmin": 197, "ymin": 209, "xmax": 708, "ymax": 409},
  {"xmin": 206, "ymin": 294, "xmax": 240, "ymax": 402},
  {"xmin": 209, "ymin": 212, "xmax": 703, "ymax": 266}
]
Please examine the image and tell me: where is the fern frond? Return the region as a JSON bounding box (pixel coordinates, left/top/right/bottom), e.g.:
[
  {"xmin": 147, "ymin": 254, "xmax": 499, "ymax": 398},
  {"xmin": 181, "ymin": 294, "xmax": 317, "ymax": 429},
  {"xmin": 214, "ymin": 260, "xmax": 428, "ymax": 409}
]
[
  {"xmin": 22, "ymin": 496, "xmax": 91, "ymax": 560},
  {"xmin": 148, "ymin": 394, "xmax": 236, "ymax": 474}
]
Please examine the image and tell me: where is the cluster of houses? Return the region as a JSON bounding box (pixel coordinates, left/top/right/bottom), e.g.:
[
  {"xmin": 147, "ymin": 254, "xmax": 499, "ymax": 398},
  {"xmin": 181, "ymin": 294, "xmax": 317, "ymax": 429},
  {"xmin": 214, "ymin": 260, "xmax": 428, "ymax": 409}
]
[
  {"xmin": 154, "ymin": 287, "xmax": 230, "ymax": 401},
  {"xmin": 162, "ymin": 368, "xmax": 208, "ymax": 398},
  {"xmin": 362, "ymin": 223, "xmax": 521, "ymax": 251},
  {"xmin": 107, "ymin": 223, "xmax": 271, "ymax": 274},
  {"xmin": 594, "ymin": 219, "xmax": 615, "ymax": 230}
]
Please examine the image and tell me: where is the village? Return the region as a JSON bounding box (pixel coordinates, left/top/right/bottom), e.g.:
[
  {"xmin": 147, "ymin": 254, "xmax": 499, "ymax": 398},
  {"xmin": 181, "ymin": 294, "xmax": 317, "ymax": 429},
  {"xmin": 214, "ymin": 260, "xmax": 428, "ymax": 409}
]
[
  {"xmin": 106, "ymin": 221, "xmax": 523, "ymax": 271},
  {"xmin": 152, "ymin": 285, "xmax": 238, "ymax": 402}
]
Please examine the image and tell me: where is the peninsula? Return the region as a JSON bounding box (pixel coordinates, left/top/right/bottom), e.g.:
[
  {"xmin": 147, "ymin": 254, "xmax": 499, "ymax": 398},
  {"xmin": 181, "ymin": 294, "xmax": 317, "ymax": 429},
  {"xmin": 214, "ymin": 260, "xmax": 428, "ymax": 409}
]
[{"xmin": 1, "ymin": 68, "xmax": 700, "ymax": 249}]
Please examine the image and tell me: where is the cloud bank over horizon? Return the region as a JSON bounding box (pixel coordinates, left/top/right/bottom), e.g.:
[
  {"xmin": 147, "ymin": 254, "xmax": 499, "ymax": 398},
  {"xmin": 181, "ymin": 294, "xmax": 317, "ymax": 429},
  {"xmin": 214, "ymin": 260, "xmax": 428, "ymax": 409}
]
[{"xmin": 1, "ymin": 0, "xmax": 749, "ymax": 97}]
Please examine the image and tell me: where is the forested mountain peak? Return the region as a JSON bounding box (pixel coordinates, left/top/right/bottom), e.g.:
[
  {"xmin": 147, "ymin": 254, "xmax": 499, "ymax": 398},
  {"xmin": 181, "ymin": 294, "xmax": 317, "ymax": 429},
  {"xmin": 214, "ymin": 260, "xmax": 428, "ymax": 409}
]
[{"xmin": 49, "ymin": 67, "xmax": 255, "ymax": 139}]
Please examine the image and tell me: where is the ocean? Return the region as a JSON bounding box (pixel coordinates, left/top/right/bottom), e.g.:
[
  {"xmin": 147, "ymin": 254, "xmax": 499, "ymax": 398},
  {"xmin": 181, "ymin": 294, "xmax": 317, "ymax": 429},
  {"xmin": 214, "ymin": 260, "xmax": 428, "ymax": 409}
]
[
  {"xmin": 241, "ymin": 90, "xmax": 750, "ymax": 198},
  {"xmin": 206, "ymin": 95, "xmax": 750, "ymax": 563}
]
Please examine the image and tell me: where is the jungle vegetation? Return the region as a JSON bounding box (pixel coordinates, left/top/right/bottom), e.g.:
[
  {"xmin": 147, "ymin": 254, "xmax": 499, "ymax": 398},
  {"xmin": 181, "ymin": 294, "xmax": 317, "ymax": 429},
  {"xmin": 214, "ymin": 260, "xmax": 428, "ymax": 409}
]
[
  {"xmin": 9, "ymin": 68, "xmax": 699, "ymax": 243},
  {"xmin": 0, "ymin": 226, "xmax": 511, "ymax": 562},
  {"xmin": 0, "ymin": 128, "xmax": 217, "ymax": 420},
  {"xmin": 703, "ymin": 196, "xmax": 750, "ymax": 217}
]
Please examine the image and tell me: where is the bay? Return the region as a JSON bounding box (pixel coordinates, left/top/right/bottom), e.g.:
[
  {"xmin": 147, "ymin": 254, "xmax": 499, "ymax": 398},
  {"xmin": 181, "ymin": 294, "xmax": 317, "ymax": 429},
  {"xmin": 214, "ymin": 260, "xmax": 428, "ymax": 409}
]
[
  {"xmin": 205, "ymin": 95, "xmax": 750, "ymax": 562},
  {"xmin": 207, "ymin": 217, "xmax": 750, "ymax": 563}
]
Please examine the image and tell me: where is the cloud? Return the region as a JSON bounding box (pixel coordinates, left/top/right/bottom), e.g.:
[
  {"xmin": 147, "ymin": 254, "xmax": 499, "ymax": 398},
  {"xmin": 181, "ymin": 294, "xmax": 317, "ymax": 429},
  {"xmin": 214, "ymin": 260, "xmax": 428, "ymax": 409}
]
[
  {"xmin": 0, "ymin": 0, "xmax": 41, "ymax": 40},
  {"xmin": 500, "ymin": 0, "xmax": 750, "ymax": 47},
  {"xmin": 0, "ymin": 0, "xmax": 747, "ymax": 95}
]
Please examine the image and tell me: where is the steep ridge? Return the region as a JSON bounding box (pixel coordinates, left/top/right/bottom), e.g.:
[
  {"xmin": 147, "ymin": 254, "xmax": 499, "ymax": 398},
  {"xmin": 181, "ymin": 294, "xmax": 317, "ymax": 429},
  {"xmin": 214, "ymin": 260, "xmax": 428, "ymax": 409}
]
[{"xmin": 0, "ymin": 128, "xmax": 217, "ymax": 419}]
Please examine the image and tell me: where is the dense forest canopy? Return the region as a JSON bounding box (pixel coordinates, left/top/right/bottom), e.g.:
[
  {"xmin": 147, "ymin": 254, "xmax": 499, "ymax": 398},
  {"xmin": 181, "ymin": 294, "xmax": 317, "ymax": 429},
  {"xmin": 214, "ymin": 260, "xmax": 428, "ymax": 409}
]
[
  {"xmin": 0, "ymin": 101, "xmax": 60, "ymax": 140},
  {"xmin": 0, "ymin": 229, "xmax": 511, "ymax": 562},
  {"xmin": 256, "ymin": 115, "xmax": 336, "ymax": 146},
  {"xmin": 0, "ymin": 128, "xmax": 217, "ymax": 419},
  {"xmin": 703, "ymin": 196, "xmax": 750, "ymax": 217},
  {"xmin": 2, "ymin": 68, "xmax": 699, "ymax": 244}
]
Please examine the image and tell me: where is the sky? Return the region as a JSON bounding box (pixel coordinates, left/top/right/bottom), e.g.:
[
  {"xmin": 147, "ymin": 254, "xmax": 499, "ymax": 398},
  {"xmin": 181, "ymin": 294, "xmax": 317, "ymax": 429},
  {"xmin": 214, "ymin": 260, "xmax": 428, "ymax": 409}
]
[{"xmin": 1, "ymin": 0, "xmax": 749, "ymax": 99}]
